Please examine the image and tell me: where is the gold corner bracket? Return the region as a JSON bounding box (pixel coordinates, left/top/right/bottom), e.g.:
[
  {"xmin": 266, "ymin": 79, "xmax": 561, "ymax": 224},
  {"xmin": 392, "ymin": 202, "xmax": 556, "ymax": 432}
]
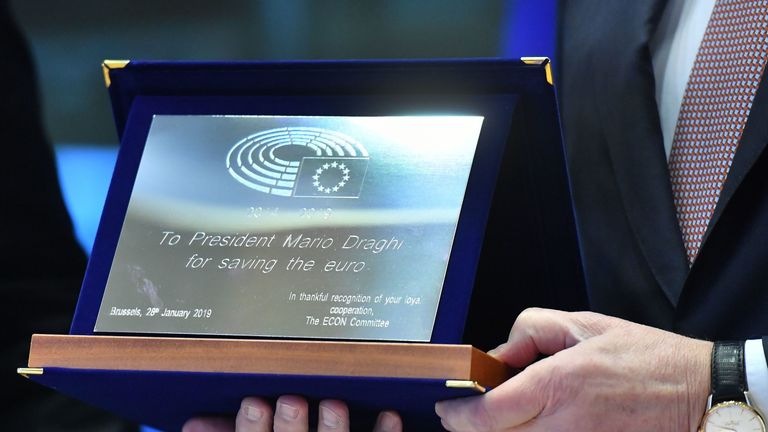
[
  {"xmin": 445, "ymin": 380, "xmax": 486, "ymax": 393},
  {"xmin": 101, "ymin": 59, "xmax": 130, "ymax": 88},
  {"xmin": 17, "ymin": 367, "xmax": 44, "ymax": 379},
  {"xmin": 520, "ymin": 56, "xmax": 553, "ymax": 86}
]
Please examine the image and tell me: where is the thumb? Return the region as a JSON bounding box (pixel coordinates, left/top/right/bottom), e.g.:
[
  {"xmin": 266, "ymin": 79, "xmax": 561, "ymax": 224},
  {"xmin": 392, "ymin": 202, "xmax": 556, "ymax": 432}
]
[
  {"xmin": 488, "ymin": 308, "xmax": 614, "ymax": 368},
  {"xmin": 436, "ymin": 362, "xmax": 550, "ymax": 431}
]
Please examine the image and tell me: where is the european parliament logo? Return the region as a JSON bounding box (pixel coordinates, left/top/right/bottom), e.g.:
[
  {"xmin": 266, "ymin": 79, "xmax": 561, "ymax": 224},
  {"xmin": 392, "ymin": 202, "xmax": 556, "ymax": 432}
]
[{"xmin": 226, "ymin": 127, "xmax": 370, "ymax": 198}]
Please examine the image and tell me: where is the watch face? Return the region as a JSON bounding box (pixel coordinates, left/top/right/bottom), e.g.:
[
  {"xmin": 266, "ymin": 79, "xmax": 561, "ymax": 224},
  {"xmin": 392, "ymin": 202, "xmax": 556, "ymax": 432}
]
[{"xmin": 702, "ymin": 402, "xmax": 766, "ymax": 432}]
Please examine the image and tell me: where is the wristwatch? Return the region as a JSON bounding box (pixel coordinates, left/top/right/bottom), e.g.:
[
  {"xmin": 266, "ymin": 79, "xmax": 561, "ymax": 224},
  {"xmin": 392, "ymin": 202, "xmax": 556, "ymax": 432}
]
[{"xmin": 699, "ymin": 341, "xmax": 766, "ymax": 432}]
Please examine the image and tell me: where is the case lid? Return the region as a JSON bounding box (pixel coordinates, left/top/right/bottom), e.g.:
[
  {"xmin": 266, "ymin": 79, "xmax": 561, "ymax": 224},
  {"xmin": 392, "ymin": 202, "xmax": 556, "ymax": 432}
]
[
  {"xmin": 102, "ymin": 58, "xmax": 553, "ymax": 138},
  {"xmin": 71, "ymin": 58, "xmax": 582, "ymax": 345}
]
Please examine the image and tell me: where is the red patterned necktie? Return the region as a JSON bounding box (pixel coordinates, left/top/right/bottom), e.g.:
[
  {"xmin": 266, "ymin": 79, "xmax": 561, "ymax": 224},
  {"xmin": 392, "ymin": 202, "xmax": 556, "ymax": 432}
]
[{"xmin": 668, "ymin": 0, "xmax": 768, "ymax": 265}]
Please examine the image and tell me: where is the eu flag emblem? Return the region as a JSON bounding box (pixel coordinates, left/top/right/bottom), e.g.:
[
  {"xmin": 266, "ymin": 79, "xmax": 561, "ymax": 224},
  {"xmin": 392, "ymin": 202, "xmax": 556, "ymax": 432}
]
[
  {"xmin": 227, "ymin": 127, "xmax": 370, "ymax": 198},
  {"xmin": 293, "ymin": 157, "xmax": 369, "ymax": 198}
]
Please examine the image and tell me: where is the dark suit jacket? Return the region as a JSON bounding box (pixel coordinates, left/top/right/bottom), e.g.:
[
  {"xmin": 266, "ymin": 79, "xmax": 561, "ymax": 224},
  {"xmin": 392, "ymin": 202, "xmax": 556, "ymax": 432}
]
[
  {"xmin": 2, "ymin": 1, "xmax": 136, "ymax": 430},
  {"xmin": 556, "ymin": 0, "xmax": 768, "ymax": 341}
]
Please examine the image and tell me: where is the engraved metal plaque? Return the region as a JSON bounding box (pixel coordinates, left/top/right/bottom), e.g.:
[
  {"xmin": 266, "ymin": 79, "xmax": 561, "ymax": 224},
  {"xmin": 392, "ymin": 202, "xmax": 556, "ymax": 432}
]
[{"xmin": 94, "ymin": 115, "xmax": 483, "ymax": 341}]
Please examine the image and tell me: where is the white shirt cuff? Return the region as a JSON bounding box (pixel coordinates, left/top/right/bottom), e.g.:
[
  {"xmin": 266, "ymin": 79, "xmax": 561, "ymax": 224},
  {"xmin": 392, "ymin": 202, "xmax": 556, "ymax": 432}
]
[{"xmin": 746, "ymin": 339, "xmax": 768, "ymax": 417}]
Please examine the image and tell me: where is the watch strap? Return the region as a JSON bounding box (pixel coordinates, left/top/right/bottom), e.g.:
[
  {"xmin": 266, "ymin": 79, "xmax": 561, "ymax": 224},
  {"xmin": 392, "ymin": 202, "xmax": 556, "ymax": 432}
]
[{"xmin": 712, "ymin": 340, "xmax": 747, "ymax": 404}]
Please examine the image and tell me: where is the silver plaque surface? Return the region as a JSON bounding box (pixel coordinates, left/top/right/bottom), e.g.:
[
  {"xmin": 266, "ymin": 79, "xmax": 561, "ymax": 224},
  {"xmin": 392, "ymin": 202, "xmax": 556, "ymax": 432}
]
[{"xmin": 95, "ymin": 115, "xmax": 483, "ymax": 341}]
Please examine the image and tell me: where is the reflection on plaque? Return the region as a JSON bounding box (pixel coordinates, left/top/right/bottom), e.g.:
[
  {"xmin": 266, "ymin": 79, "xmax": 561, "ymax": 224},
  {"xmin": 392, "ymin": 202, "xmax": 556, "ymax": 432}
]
[{"xmin": 95, "ymin": 115, "xmax": 484, "ymax": 341}]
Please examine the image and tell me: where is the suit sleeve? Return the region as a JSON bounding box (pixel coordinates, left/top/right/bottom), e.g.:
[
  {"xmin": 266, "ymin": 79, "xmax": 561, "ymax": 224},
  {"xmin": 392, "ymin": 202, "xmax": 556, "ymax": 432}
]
[{"xmin": 763, "ymin": 337, "xmax": 768, "ymax": 367}]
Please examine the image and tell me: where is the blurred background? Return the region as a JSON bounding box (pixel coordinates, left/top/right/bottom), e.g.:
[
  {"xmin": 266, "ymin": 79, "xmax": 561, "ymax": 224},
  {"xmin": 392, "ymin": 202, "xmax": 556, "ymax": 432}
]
[{"xmin": 10, "ymin": 0, "xmax": 556, "ymax": 254}]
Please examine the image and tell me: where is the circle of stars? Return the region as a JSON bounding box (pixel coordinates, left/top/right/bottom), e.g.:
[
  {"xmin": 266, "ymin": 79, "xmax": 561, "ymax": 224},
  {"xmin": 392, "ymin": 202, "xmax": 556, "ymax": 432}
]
[{"xmin": 312, "ymin": 161, "xmax": 350, "ymax": 194}]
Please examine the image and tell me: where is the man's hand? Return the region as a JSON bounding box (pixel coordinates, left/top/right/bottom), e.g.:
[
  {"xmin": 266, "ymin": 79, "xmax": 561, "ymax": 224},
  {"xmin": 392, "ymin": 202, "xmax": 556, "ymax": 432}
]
[
  {"xmin": 435, "ymin": 308, "xmax": 713, "ymax": 432},
  {"xmin": 182, "ymin": 396, "xmax": 402, "ymax": 432}
]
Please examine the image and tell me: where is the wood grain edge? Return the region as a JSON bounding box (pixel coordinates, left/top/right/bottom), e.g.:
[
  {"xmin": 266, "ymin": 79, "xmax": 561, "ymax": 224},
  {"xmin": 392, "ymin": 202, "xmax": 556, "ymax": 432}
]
[
  {"xmin": 469, "ymin": 348, "xmax": 513, "ymax": 388},
  {"xmin": 29, "ymin": 334, "xmax": 481, "ymax": 381}
]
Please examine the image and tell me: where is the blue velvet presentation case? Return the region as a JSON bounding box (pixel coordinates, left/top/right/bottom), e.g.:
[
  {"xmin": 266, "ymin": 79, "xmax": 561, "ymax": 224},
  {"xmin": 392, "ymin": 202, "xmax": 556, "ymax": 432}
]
[{"xmin": 19, "ymin": 58, "xmax": 586, "ymax": 431}]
